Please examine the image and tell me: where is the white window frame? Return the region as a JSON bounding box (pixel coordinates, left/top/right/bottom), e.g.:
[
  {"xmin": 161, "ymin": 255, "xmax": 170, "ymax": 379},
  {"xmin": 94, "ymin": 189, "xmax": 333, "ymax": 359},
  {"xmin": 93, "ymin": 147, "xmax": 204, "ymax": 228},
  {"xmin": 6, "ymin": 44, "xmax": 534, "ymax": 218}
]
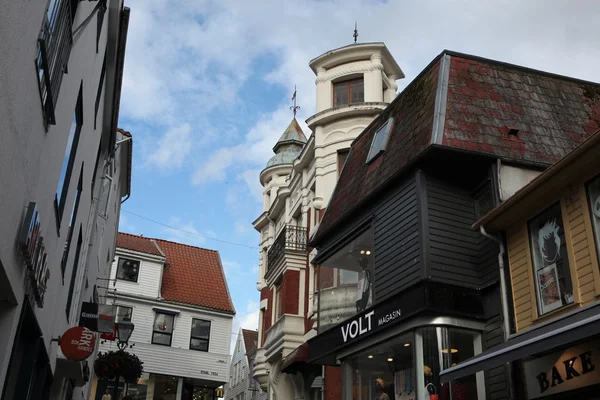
[{"xmin": 366, "ymin": 117, "xmax": 394, "ymax": 164}]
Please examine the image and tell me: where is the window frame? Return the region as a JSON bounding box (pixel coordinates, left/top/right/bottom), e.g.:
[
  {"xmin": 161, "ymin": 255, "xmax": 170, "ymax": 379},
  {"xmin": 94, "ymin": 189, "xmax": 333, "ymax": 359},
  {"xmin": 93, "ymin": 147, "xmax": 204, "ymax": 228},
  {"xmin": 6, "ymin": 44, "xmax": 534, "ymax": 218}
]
[
  {"xmin": 97, "ymin": 158, "xmax": 114, "ymax": 220},
  {"xmin": 333, "ymin": 78, "xmax": 364, "ymax": 107},
  {"xmin": 65, "ymin": 226, "xmax": 83, "ymax": 321},
  {"xmin": 275, "ymin": 282, "xmax": 283, "ymax": 321},
  {"xmin": 55, "ymin": 84, "xmax": 83, "ymax": 227},
  {"xmin": 151, "ymin": 312, "xmax": 175, "ymax": 347},
  {"xmin": 527, "ymin": 201, "xmax": 575, "ymax": 316},
  {"xmin": 115, "ymin": 305, "xmax": 133, "ymax": 323},
  {"xmin": 585, "ymin": 175, "xmax": 600, "ymax": 268},
  {"xmin": 337, "ymin": 148, "xmax": 350, "ymax": 177},
  {"xmin": 366, "ymin": 117, "xmax": 394, "ymax": 164},
  {"xmin": 189, "ymin": 318, "xmax": 211, "ymax": 352},
  {"xmin": 61, "ymin": 163, "xmax": 83, "ymax": 281},
  {"xmin": 116, "ymin": 257, "xmax": 141, "ymax": 283},
  {"xmin": 94, "ymin": 52, "xmax": 106, "ymax": 129}
]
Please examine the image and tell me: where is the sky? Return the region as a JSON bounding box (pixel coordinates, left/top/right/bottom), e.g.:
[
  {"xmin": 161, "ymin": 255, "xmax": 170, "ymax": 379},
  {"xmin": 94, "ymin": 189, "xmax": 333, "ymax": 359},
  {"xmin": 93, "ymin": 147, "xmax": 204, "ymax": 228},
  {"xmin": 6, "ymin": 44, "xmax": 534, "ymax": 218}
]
[{"xmin": 116, "ymin": 0, "xmax": 600, "ymax": 352}]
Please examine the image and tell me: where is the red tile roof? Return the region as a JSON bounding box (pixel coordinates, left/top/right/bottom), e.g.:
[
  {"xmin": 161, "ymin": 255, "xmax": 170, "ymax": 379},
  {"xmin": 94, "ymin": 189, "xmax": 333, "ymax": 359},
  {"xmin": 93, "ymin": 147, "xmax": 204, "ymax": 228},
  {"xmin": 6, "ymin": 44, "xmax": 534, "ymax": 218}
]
[
  {"xmin": 242, "ymin": 329, "xmax": 258, "ymax": 354},
  {"xmin": 313, "ymin": 50, "xmax": 600, "ymax": 244},
  {"xmin": 117, "ymin": 232, "xmax": 163, "ymax": 256},
  {"xmin": 116, "ymin": 233, "xmax": 235, "ymax": 314}
]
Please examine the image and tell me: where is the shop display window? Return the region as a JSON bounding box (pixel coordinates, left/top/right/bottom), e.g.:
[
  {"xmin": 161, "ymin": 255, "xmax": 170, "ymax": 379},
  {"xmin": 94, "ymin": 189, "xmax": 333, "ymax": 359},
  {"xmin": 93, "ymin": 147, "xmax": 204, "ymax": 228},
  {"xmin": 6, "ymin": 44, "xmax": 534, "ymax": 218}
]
[
  {"xmin": 527, "ymin": 203, "xmax": 574, "ymax": 316},
  {"xmin": 317, "ymin": 228, "xmax": 373, "ymax": 333}
]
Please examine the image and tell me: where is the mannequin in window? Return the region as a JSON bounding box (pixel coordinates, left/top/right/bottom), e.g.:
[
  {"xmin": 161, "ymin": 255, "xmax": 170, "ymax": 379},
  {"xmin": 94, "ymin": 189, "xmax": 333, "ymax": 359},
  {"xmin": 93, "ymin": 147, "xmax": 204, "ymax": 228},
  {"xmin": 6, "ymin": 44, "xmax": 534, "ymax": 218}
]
[
  {"xmin": 374, "ymin": 378, "xmax": 390, "ymax": 400},
  {"xmin": 356, "ymin": 256, "xmax": 371, "ymax": 313},
  {"xmin": 423, "ymin": 365, "xmax": 438, "ymax": 400}
]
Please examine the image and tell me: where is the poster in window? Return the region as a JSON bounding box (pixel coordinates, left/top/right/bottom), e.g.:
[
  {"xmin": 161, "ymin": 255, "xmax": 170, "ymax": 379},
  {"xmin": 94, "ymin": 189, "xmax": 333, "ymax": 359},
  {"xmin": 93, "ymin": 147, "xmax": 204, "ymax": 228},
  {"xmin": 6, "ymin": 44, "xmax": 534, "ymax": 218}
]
[
  {"xmin": 536, "ymin": 264, "xmax": 562, "ymax": 314},
  {"xmin": 528, "ymin": 204, "xmax": 574, "ymax": 316}
]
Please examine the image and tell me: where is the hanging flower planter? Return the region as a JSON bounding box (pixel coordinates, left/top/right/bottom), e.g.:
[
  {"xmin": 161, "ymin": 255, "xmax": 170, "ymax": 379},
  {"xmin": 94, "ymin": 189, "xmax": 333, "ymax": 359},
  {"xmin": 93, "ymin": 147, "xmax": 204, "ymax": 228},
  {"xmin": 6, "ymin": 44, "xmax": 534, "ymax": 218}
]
[{"xmin": 94, "ymin": 350, "xmax": 144, "ymax": 383}]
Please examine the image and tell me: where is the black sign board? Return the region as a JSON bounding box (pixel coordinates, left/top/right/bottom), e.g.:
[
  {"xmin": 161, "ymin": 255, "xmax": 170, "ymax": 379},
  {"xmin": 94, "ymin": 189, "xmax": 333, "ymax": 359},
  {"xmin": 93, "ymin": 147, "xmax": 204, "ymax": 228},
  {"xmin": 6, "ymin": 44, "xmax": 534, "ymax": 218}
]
[
  {"xmin": 307, "ymin": 281, "xmax": 485, "ymax": 364},
  {"xmin": 79, "ymin": 302, "xmax": 116, "ymax": 333}
]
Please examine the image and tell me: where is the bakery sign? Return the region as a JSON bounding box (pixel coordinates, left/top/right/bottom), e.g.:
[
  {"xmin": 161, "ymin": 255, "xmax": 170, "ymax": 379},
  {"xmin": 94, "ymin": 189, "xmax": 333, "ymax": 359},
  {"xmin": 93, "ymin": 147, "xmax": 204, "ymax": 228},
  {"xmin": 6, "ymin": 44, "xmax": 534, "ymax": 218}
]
[
  {"xmin": 524, "ymin": 339, "xmax": 600, "ymax": 398},
  {"xmin": 18, "ymin": 202, "xmax": 50, "ymax": 307}
]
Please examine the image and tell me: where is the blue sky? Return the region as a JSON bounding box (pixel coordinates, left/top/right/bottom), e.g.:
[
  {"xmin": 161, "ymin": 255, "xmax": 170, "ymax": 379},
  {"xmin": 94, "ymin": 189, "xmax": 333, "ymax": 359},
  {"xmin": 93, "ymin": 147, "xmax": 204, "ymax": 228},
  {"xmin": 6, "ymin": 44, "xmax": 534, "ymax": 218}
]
[{"xmin": 116, "ymin": 0, "xmax": 600, "ymax": 349}]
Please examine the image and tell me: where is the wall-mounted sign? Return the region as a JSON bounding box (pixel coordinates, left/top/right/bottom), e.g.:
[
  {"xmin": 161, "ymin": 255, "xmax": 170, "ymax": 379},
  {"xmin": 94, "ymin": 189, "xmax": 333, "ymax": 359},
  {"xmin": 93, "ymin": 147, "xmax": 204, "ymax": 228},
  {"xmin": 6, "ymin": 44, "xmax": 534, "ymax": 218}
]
[
  {"xmin": 524, "ymin": 339, "xmax": 600, "ymax": 399},
  {"xmin": 18, "ymin": 202, "xmax": 50, "ymax": 307},
  {"xmin": 214, "ymin": 388, "xmax": 224, "ymax": 397},
  {"xmin": 79, "ymin": 302, "xmax": 116, "ymax": 333},
  {"xmin": 60, "ymin": 326, "xmax": 96, "ymax": 361},
  {"xmin": 200, "ymin": 370, "xmax": 219, "ymax": 376}
]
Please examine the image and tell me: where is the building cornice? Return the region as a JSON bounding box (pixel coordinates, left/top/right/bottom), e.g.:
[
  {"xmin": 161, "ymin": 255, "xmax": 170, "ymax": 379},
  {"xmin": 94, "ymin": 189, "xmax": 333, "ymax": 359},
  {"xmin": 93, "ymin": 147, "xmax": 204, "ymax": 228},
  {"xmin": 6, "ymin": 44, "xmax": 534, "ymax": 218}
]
[
  {"xmin": 116, "ymin": 247, "xmax": 166, "ymax": 263},
  {"xmin": 110, "ymin": 291, "xmax": 236, "ymax": 317}
]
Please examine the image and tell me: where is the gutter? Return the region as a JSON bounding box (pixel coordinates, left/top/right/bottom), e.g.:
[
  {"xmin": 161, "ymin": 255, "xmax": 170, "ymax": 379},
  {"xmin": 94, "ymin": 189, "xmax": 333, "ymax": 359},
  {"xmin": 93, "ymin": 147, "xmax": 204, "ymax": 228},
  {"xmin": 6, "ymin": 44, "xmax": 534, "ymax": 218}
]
[{"xmin": 108, "ymin": 6, "xmax": 130, "ymax": 155}]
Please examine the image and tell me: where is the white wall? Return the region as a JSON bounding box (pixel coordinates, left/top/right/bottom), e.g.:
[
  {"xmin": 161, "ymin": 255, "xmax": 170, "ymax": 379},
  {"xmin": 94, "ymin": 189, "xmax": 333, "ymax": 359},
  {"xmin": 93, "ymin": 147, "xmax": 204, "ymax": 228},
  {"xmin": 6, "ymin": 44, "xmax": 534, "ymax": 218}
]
[
  {"xmin": 109, "ymin": 251, "xmax": 164, "ymax": 298},
  {"xmin": 100, "ymin": 295, "xmax": 233, "ymax": 383}
]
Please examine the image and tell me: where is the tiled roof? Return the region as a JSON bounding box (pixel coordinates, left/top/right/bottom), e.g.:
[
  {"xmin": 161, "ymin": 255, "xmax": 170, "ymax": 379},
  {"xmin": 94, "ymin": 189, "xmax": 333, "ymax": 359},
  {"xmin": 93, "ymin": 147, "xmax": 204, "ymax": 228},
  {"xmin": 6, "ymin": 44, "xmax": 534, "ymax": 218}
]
[
  {"xmin": 313, "ymin": 50, "xmax": 600, "ymax": 244},
  {"xmin": 117, "ymin": 232, "xmax": 163, "ymax": 256},
  {"xmin": 116, "ymin": 233, "xmax": 235, "ymax": 313},
  {"xmin": 242, "ymin": 329, "xmax": 258, "ymax": 354}
]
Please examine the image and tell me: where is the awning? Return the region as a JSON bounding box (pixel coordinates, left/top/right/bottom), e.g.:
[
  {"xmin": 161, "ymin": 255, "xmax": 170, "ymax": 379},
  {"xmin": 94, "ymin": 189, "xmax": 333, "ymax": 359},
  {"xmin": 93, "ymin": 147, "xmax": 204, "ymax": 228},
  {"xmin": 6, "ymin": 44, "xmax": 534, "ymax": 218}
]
[
  {"xmin": 281, "ymin": 343, "xmax": 320, "ymax": 376},
  {"xmin": 440, "ymin": 302, "xmax": 600, "ymax": 382}
]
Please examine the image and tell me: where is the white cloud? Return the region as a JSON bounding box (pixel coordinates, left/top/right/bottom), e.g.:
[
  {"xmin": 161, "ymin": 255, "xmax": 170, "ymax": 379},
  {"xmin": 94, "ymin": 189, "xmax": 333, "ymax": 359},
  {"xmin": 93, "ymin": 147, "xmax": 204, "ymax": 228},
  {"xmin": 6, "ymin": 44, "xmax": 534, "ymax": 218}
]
[{"xmin": 145, "ymin": 123, "xmax": 192, "ymax": 170}]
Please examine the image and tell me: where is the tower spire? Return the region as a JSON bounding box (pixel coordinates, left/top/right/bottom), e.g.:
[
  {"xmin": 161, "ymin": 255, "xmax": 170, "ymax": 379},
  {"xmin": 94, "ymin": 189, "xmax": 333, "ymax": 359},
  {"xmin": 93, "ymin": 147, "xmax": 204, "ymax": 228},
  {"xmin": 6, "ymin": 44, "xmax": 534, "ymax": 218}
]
[
  {"xmin": 353, "ymin": 21, "xmax": 358, "ymax": 44},
  {"xmin": 290, "ymin": 85, "xmax": 300, "ymax": 118}
]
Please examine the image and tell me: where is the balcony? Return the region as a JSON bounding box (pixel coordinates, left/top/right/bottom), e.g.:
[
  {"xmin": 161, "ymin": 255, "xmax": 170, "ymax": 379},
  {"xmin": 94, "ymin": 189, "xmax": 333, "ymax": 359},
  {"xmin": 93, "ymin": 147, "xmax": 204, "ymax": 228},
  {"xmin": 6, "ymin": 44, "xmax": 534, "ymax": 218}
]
[
  {"xmin": 262, "ymin": 314, "xmax": 306, "ymax": 362},
  {"xmin": 266, "ymin": 225, "xmax": 307, "ymax": 280}
]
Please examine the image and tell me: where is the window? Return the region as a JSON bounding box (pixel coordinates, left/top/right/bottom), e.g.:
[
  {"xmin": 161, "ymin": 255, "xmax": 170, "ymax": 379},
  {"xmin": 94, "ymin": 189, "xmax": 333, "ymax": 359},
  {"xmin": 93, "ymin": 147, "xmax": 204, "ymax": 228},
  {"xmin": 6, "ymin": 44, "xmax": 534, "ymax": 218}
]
[
  {"xmin": 116, "ymin": 257, "xmax": 140, "ymax": 282},
  {"xmin": 97, "ymin": 159, "xmax": 114, "ymax": 219},
  {"xmin": 275, "ymin": 283, "xmax": 283, "ymax": 320},
  {"xmin": 190, "ymin": 319, "xmax": 211, "ymax": 351},
  {"xmin": 65, "ymin": 227, "xmax": 82, "ymax": 321},
  {"xmin": 91, "ymin": 142, "xmax": 102, "ymax": 195},
  {"xmin": 36, "ymin": 0, "xmax": 79, "ymax": 124},
  {"xmin": 96, "ymin": 1, "xmax": 107, "ymax": 53},
  {"xmin": 586, "ymin": 175, "xmax": 600, "ymax": 266},
  {"xmin": 94, "ymin": 53, "xmax": 106, "ymax": 129},
  {"xmin": 528, "ymin": 202, "xmax": 574, "ymax": 316},
  {"xmin": 115, "ymin": 306, "xmax": 133, "ymax": 322},
  {"xmin": 152, "ymin": 313, "xmax": 175, "ymax": 346},
  {"xmin": 366, "ymin": 117, "xmax": 394, "ymax": 164},
  {"xmin": 333, "ymin": 78, "xmax": 364, "ymax": 107},
  {"xmin": 61, "ymin": 163, "xmax": 83, "ymax": 280},
  {"xmin": 56, "ymin": 85, "xmax": 83, "ymax": 223},
  {"xmin": 337, "ymin": 149, "xmax": 350, "ymax": 177}
]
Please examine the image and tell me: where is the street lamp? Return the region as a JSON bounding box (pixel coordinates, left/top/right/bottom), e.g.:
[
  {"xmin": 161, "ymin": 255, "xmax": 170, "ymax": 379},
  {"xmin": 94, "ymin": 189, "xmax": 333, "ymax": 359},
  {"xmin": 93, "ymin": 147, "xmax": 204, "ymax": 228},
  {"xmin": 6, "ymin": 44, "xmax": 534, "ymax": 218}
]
[{"xmin": 114, "ymin": 320, "xmax": 135, "ymax": 400}]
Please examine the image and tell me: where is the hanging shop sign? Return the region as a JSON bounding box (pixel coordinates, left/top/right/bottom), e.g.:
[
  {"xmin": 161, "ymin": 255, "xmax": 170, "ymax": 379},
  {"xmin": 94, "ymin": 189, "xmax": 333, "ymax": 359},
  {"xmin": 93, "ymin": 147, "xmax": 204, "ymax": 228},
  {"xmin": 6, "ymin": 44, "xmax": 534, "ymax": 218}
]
[
  {"xmin": 79, "ymin": 302, "xmax": 116, "ymax": 333},
  {"xmin": 524, "ymin": 339, "xmax": 600, "ymax": 399},
  {"xmin": 18, "ymin": 202, "xmax": 50, "ymax": 307},
  {"xmin": 60, "ymin": 326, "xmax": 96, "ymax": 361}
]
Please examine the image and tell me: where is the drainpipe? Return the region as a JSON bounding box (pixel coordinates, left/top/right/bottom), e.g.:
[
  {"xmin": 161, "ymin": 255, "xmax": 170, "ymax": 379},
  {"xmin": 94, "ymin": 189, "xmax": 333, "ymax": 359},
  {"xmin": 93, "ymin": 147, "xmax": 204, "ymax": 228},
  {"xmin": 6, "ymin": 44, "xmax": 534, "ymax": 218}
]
[{"xmin": 479, "ymin": 225, "xmax": 515, "ymax": 399}]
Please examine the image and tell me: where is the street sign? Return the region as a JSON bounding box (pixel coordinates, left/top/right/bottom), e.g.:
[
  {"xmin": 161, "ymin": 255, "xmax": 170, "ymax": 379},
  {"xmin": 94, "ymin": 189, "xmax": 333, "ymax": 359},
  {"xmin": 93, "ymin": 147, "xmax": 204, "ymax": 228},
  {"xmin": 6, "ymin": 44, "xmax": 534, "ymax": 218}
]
[{"xmin": 60, "ymin": 326, "xmax": 96, "ymax": 361}]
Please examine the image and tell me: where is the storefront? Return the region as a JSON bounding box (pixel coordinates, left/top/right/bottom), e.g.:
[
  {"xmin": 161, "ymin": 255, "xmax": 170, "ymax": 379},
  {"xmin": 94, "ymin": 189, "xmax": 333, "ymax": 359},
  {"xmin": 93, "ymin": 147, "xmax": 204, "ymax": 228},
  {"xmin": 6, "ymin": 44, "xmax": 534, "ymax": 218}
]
[{"xmin": 91, "ymin": 373, "xmax": 219, "ymax": 400}]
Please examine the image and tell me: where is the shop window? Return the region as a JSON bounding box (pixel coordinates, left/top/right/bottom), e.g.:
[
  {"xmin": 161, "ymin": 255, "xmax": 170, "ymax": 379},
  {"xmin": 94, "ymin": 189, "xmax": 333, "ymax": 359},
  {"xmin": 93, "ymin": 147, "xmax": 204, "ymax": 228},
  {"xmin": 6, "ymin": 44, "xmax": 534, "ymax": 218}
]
[
  {"xmin": 366, "ymin": 118, "xmax": 394, "ymax": 164},
  {"xmin": 586, "ymin": 175, "xmax": 600, "ymax": 266},
  {"xmin": 116, "ymin": 257, "xmax": 140, "ymax": 282},
  {"xmin": 55, "ymin": 85, "xmax": 83, "ymax": 224},
  {"xmin": 115, "ymin": 305, "xmax": 133, "ymax": 322},
  {"xmin": 152, "ymin": 312, "xmax": 175, "ymax": 346},
  {"xmin": 344, "ymin": 332, "xmax": 414, "ymax": 400},
  {"xmin": 317, "ymin": 228, "xmax": 373, "ymax": 333},
  {"xmin": 420, "ymin": 327, "xmax": 480, "ymax": 400},
  {"xmin": 528, "ymin": 202, "xmax": 574, "ymax": 316},
  {"xmin": 333, "ymin": 78, "xmax": 364, "ymax": 107},
  {"xmin": 190, "ymin": 318, "xmax": 211, "ymax": 351},
  {"xmin": 153, "ymin": 374, "xmax": 179, "ymax": 400}
]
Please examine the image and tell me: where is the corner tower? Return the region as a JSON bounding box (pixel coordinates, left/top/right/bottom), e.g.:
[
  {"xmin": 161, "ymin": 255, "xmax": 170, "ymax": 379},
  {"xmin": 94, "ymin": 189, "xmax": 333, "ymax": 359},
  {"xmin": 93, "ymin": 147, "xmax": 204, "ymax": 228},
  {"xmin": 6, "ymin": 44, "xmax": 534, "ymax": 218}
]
[{"xmin": 306, "ymin": 42, "xmax": 404, "ymax": 210}]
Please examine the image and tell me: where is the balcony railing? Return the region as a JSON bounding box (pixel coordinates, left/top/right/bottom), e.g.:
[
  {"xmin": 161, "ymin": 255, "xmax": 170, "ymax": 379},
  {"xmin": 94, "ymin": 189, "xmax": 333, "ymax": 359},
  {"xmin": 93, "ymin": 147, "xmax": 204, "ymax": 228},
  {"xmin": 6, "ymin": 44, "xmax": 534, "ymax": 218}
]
[{"xmin": 267, "ymin": 225, "xmax": 307, "ymax": 273}]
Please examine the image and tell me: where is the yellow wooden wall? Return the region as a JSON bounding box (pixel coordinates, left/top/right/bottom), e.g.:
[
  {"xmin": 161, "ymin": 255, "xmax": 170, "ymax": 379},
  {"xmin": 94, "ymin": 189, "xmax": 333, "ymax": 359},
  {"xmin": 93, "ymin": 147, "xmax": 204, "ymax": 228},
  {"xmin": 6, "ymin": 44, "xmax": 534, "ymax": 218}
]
[{"xmin": 506, "ymin": 184, "xmax": 600, "ymax": 332}]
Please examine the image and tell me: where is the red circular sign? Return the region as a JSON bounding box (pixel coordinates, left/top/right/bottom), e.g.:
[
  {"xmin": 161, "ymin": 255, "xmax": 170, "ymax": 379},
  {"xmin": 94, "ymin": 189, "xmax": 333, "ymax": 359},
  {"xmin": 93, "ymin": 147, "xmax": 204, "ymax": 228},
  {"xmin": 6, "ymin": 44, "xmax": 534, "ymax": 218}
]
[{"xmin": 60, "ymin": 326, "xmax": 96, "ymax": 361}]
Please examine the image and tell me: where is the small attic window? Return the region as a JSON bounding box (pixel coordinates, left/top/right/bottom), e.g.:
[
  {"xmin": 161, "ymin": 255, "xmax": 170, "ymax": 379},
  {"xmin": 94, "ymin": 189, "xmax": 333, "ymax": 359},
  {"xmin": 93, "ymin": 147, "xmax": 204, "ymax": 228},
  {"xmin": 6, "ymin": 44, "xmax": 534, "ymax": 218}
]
[{"xmin": 366, "ymin": 117, "xmax": 394, "ymax": 164}]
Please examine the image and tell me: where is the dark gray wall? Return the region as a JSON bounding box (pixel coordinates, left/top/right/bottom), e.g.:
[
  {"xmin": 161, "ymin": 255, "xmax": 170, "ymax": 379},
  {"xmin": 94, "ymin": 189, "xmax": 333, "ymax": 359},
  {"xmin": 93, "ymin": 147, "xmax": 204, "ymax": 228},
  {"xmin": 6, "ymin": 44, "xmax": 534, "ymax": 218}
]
[{"xmin": 373, "ymin": 175, "xmax": 421, "ymax": 302}]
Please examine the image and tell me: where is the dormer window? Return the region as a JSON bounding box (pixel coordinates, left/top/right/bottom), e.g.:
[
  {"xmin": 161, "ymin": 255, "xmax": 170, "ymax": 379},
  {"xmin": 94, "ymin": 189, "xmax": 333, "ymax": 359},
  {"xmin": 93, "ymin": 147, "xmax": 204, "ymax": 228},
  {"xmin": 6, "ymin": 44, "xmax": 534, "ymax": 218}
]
[
  {"xmin": 333, "ymin": 78, "xmax": 364, "ymax": 106},
  {"xmin": 366, "ymin": 117, "xmax": 394, "ymax": 164},
  {"xmin": 116, "ymin": 257, "xmax": 140, "ymax": 282}
]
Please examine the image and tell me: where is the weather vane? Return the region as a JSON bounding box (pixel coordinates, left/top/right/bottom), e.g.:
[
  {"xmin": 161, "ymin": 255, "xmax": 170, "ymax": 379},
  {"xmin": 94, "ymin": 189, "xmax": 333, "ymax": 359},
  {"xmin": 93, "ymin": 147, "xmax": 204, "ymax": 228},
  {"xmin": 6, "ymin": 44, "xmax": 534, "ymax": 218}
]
[
  {"xmin": 290, "ymin": 85, "xmax": 300, "ymax": 118},
  {"xmin": 353, "ymin": 21, "xmax": 358, "ymax": 44}
]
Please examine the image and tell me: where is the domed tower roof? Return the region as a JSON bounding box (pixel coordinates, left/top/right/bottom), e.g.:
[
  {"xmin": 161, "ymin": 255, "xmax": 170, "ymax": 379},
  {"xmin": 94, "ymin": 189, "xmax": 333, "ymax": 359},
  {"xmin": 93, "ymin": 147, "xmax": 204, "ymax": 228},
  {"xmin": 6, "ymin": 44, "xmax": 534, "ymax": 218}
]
[{"xmin": 265, "ymin": 119, "xmax": 307, "ymax": 169}]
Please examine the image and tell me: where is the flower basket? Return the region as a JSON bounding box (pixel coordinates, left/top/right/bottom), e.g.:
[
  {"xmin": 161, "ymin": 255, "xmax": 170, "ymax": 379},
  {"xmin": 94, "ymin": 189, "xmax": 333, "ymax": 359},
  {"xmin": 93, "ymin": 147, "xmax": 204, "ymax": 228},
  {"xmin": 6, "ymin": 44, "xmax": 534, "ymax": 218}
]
[{"xmin": 94, "ymin": 350, "xmax": 143, "ymax": 384}]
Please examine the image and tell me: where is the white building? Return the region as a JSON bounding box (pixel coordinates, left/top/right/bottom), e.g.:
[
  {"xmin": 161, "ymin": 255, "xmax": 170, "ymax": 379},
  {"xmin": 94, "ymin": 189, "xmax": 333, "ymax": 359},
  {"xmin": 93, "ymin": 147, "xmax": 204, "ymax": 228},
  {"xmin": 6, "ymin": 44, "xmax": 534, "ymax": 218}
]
[
  {"xmin": 91, "ymin": 233, "xmax": 236, "ymax": 400},
  {"xmin": 0, "ymin": 0, "xmax": 131, "ymax": 399},
  {"xmin": 224, "ymin": 329, "xmax": 267, "ymax": 400},
  {"xmin": 252, "ymin": 42, "xmax": 403, "ymax": 399}
]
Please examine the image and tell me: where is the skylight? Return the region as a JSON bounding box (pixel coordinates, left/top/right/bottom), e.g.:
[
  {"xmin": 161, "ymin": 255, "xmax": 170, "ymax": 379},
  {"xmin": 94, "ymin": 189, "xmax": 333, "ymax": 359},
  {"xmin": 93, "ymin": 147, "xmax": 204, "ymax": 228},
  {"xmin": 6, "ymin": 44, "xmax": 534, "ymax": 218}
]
[{"xmin": 366, "ymin": 117, "xmax": 394, "ymax": 164}]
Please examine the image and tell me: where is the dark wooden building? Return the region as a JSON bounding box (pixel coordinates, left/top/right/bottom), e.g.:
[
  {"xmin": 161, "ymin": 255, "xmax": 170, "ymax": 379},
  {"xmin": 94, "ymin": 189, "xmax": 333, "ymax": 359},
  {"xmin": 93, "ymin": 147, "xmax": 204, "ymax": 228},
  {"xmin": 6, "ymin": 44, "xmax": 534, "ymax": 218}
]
[{"xmin": 305, "ymin": 50, "xmax": 600, "ymax": 400}]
